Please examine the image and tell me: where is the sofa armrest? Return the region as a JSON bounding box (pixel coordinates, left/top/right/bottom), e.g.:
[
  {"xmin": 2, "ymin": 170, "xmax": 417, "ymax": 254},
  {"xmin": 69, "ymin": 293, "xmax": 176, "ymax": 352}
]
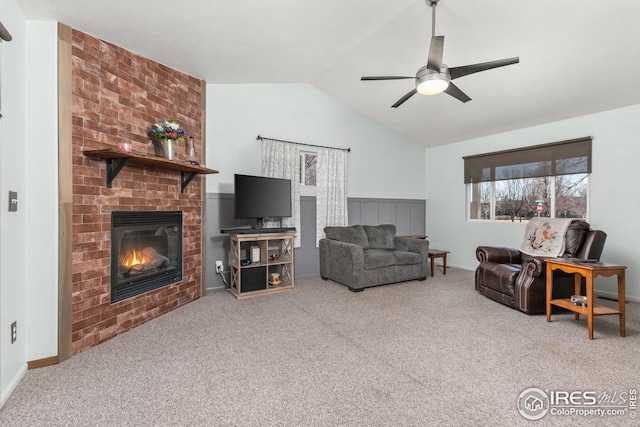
[
  {"xmin": 476, "ymin": 246, "xmax": 522, "ymax": 264},
  {"xmin": 319, "ymin": 238, "xmax": 365, "ymax": 288},
  {"xmin": 394, "ymin": 237, "xmax": 429, "ymax": 259},
  {"xmin": 518, "ymin": 256, "xmax": 544, "ymax": 279},
  {"xmin": 513, "ymin": 256, "xmax": 548, "ymax": 313}
]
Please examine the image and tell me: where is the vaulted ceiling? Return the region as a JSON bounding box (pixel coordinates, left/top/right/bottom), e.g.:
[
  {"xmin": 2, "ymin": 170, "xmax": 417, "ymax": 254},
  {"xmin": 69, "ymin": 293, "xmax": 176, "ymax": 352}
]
[{"xmin": 17, "ymin": 0, "xmax": 640, "ymax": 147}]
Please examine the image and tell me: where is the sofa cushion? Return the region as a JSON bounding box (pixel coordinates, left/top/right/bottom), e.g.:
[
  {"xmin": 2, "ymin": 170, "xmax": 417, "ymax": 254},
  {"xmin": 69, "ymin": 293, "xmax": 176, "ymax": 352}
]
[
  {"xmin": 562, "ymin": 220, "xmax": 589, "ymax": 257},
  {"xmin": 324, "ymin": 225, "xmax": 369, "ymax": 249},
  {"xmin": 363, "ymin": 249, "xmax": 395, "ymax": 269},
  {"xmin": 393, "ymin": 250, "xmax": 422, "ymax": 266},
  {"xmin": 363, "ymin": 224, "xmax": 396, "ymax": 249}
]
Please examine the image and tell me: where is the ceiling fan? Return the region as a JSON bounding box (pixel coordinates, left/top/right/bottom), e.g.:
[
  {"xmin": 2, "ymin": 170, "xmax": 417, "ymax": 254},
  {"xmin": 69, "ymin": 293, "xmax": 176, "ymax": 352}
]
[{"xmin": 361, "ymin": 0, "xmax": 519, "ymax": 107}]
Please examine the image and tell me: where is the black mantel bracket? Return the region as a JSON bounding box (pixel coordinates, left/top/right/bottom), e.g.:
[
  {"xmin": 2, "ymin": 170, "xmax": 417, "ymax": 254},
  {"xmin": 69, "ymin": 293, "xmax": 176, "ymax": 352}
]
[
  {"xmin": 106, "ymin": 158, "xmax": 130, "ymax": 189},
  {"xmin": 180, "ymin": 172, "xmax": 197, "ymax": 194}
]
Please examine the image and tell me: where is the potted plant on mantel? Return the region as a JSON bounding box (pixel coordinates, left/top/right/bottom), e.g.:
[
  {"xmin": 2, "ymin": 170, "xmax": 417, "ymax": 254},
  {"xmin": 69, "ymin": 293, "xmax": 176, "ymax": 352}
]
[{"xmin": 150, "ymin": 119, "xmax": 186, "ymax": 160}]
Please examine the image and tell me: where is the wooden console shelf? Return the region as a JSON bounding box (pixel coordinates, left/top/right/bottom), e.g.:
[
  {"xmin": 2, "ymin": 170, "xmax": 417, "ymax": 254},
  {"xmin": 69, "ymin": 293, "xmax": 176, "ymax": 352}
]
[
  {"xmin": 228, "ymin": 231, "xmax": 295, "ymax": 299},
  {"xmin": 83, "ymin": 149, "xmax": 219, "ymax": 193}
]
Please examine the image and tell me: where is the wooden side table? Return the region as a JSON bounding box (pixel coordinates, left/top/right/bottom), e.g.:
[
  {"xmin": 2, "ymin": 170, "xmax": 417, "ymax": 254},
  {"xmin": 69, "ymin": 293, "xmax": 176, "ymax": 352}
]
[
  {"xmin": 545, "ymin": 258, "xmax": 626, "ymax": 340},
  {"xmin": 428, "ymin": 249, "xmax": 450, "ymax": 277}
]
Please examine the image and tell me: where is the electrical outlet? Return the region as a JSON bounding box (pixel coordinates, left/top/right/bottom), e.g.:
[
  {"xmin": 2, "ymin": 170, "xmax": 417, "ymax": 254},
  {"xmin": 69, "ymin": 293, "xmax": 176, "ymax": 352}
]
[
  {"xmin": 215, "ymin": 260, "xmax": 223, "ymax": 273},
  {"xmin": 11, "ymin": 321, "xmax": 17, "ymax": 344}
]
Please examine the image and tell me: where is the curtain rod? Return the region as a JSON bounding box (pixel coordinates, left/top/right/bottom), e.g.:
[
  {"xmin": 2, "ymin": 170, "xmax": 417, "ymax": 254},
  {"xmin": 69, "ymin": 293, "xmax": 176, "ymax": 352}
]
[{"xmin": 256, "ymin": 135, "xmax": 351, "ymax": 153}]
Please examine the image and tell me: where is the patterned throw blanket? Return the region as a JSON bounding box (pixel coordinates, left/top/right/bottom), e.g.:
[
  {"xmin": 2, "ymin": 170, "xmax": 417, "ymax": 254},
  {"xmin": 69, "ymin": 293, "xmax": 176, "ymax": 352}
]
[{"xmin": 519, "ymin": 218, "xmax": 575, "ymax": 257}]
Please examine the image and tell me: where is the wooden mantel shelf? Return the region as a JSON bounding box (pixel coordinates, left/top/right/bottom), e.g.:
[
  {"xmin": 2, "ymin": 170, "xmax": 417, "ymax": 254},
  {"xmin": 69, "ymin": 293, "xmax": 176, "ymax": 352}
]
[{"xmin": 83, "ymin": 149, "xmax": 219, "ymax": 193}]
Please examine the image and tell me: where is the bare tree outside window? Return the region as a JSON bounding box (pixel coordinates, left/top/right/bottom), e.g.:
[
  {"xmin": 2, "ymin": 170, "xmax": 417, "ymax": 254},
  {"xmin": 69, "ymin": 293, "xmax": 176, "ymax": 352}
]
[
  {"xmin": 469, "ymin": 182, "xmax": 491, "ymax": 220},
  {"xmin": 300, "ymin": 153, "xmax": 317, "ymax": 186},
  {"xmin": 555, "ymin": 173, "xmax": 587, "ymax": 218},
  {"xmin": 305, "ymin": 154, "xmax": 316, "ymax": 186},
  {"xmin": 495, "ymin": 177, "xmax": 550, "ymax": 222},
  {"xmin": 469, "ymin": 174, "xmax": 587, "ymax": 222}
]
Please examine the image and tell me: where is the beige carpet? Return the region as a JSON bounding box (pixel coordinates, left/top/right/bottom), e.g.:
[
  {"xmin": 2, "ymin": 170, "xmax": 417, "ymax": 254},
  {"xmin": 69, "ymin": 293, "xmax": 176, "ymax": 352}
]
[{"xmin": 0, "ymin": 269, "xmax": 637, "ymax": 426}]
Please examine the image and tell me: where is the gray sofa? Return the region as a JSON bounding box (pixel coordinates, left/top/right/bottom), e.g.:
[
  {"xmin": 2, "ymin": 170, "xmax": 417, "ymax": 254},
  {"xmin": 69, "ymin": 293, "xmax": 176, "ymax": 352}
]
[{"xmin": 319, "ymin": 224, "xmax": 429, "ymax": 292}]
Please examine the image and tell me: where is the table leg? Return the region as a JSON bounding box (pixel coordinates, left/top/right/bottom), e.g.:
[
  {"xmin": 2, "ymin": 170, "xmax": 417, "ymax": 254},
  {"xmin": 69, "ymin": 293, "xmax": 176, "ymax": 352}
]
[
  {"xmin": 618, "ymin": 271, "xmax": 626, "ymax": 337},
  {"xmin": 546, "ymin": 265, "xmax": 553, "ymax": 323},
  {"xmin": 574, "ymin": 273, "xmax": 581, "ymax": 321},
  {"xmin": 442, "ymin": 254, "xmax": 447, "ymax": 275},
  {"xmin": 586, "ymin": 272, "xmax": 594, "ymax": 340},
  {"xmin": 430, "ymin": 256, "xmax": 435, "ymax": 277}
]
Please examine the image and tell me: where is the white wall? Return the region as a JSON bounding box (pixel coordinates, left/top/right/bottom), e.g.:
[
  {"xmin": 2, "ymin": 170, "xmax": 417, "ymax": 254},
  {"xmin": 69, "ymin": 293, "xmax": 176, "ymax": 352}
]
[
  {"xmin": 425, "ymin": 104, "xmax": 640, "ymax": 302},
  {"xmin": 0, "ymin": 0, "xmax": 29, "ymax": 406},
  {"xmin": 206, "ymin": 83, "xmax": 426, "ymax": 199},
  {"xmin": 0, "ymin": 5, "xmax": 58, "ymax": 408},
  {"xmin": 25, "ymin": 21, "xmax": 58, "ymax": 362}
]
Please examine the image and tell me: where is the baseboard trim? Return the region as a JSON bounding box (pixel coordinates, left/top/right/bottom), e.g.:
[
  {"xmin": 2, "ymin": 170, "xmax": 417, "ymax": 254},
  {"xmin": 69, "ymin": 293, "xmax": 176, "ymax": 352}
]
[
  {"xmin": 0, "ymin": 362, "xmax": 28, "ymax": 409},
  {"xmin": 596, "ymin": 289, "xmax": 639, "ymax": 303},
  {"xmin": 28, "ymin": 355, "xmax": 59, "ymax": 370},
  {"xmin": 447, "ymin": 263, "xmax": 475, "ymax": 272}
]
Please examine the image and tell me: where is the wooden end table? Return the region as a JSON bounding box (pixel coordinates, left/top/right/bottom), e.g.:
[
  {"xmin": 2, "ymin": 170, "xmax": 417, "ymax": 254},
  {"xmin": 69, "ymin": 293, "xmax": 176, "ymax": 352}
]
[
  {"xmin": 428, "ymin": 249, "xmax": 450, "ymax": 277},
  {"xmin": 545, "ymin": 258, "xmax": 626, "ymax": 340}
]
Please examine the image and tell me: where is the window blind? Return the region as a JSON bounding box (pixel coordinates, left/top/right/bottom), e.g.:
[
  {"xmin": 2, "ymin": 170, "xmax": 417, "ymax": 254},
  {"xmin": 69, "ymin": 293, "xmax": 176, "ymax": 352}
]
[{"xmin": 463, "ymin": 137, "xmax": 592, "ymax": 184}]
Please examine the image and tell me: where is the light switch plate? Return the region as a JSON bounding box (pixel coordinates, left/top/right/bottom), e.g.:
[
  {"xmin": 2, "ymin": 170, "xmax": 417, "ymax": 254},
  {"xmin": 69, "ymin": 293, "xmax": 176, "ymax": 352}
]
[{"xmin": 8, "ymin": 191, "xmax": 17, "ymax": 212}]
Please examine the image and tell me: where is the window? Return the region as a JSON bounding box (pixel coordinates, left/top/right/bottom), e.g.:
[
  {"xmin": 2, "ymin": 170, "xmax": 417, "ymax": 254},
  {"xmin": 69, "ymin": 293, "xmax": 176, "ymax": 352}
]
[
  {"xmin": 465, "ymin": 137, "xmax": 591, "ymax": 222},
  {"xmin": 300, "ymin": 152, "xmax": 317, "ymax": 186}
]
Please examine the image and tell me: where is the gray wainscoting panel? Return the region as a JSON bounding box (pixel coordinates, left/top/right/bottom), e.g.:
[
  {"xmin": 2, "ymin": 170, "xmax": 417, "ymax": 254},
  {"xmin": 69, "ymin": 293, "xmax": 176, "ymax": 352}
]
[
  {"xmin": 378, "ymin": 202, "xmax": 396, "ymax": 225},
  {"xmin": 294, "ymin": 196, "xmax": 318, "ymax": 278},
  {"xmin": 395, "ymin": 202, "xmax": 412, "ymax": 235},
  {"xmin": 359, "ymin": 201, "xmax": 381, "ymax": 225},
  {"xmin": 206, "ymin": 194, "xmax": 426, "ymax": 290},
  {"xmin": 205, "ymin": 194, "xmax": 231, "ymax": 290},
  {"xmin": 410, "ymin": 202, "xmax": 426, "ymax": 235},
  {"xmin": 348, "ymin": 197, "xmax": 426, "ymax": 236}
]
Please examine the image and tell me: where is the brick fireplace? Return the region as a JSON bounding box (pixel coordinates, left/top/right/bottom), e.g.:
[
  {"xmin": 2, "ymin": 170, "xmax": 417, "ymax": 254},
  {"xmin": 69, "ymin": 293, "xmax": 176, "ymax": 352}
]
[{"xmin": 68, "ymin": 28, "xmax": 206, "ymax": 354}]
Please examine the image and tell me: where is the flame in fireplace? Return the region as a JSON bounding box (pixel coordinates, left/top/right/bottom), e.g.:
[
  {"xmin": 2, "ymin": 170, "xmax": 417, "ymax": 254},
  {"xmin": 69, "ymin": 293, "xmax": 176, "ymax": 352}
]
[
  {"xmin": 119, "ymin": 247, "xmax": 169, "ymax": 275},
  {"xmin": 123, "ymin": 249, "xmax": 145, "ymax": 268}
]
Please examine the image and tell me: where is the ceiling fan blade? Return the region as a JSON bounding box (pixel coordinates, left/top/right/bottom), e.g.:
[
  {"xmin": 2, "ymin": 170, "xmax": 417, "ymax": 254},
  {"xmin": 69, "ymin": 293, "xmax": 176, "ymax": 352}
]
[
  {"xmin": 449, "ymin": 57, "xmax": 519, "ymax": 80},
  {"xmin": 426, "ymin": 36, "xmax": 444, "ymax": 71},
  {"xmin": 391, "ymin": 89, "xmax": 418, "ymax": 108},
  {"xmin": 361, "ymin": 76, "xmax": 414, "ymax": 81},
  {"xmin": 444, "ymin": 82, "xmax": 471, "ymax": 103}
]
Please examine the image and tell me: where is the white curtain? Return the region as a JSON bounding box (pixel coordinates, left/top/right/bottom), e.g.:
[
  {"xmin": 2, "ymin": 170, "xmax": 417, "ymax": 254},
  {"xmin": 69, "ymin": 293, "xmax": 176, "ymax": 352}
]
[
  {"xmin": 261, "ymin": 140, "xmax": 301, "ymax": 247},
  {"xmin": 316, "ymin": 147, "xmax": 348, "ymax": 246}
]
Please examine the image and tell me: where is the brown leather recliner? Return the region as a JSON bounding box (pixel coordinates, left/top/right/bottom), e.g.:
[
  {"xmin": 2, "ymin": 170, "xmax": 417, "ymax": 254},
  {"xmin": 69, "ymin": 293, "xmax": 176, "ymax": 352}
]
[{"xmin": 475, "ymin": 220, "xmax": 607, "ymax": 314}]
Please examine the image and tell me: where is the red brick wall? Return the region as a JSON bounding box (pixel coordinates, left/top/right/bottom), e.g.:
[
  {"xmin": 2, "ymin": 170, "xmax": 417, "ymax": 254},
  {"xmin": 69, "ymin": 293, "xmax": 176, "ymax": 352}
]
[{"xmin": 71, "ymin": 29, "xmax": 204, "ymax": 353}]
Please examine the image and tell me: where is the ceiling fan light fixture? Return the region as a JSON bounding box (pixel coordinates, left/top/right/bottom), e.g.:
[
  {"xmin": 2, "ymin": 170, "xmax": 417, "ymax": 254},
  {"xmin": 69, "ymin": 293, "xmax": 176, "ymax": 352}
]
[
  {"xmin": 417, "ymin": 77, "xmax": 449, "ymax": 95},
  {"xmin": 415, "ymin": 66, "xmax": 450, "ymax": 95}
]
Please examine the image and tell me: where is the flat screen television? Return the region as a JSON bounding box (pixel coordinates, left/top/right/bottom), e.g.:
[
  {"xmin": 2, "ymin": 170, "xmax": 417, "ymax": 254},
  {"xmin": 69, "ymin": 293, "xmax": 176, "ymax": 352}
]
[{"xmin": 234, "ymin": 174, "xmax": 292, "ymax": 222}]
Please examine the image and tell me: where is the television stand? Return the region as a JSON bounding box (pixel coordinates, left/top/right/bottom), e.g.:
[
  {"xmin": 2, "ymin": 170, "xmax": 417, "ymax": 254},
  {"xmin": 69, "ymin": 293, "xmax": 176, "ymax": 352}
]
[{"xmin": 227, "ymin": 231, "xmax": 295, "ymax": 299}]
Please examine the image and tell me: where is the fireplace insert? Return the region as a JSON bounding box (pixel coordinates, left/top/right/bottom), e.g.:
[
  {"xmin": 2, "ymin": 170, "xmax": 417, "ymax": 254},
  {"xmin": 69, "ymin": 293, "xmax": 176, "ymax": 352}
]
[{"xmin": 111, "ymin": 211, "xmax": 183, "ymax": 303}]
